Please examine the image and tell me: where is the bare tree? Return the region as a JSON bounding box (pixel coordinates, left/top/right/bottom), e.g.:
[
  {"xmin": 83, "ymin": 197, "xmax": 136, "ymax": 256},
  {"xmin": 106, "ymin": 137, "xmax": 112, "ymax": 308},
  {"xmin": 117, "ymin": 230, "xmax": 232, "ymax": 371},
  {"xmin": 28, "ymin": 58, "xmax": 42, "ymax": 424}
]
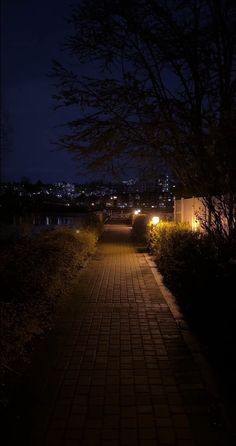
[{"xmin": 53, "ymin": 0, "xmax": 236, "ymax": 241}]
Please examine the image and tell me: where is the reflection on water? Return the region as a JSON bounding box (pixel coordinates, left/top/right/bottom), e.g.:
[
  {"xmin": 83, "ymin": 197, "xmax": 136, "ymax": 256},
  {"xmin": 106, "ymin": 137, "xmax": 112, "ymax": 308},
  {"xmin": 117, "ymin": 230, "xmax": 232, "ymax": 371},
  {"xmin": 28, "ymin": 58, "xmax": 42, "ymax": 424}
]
[
  {"xmin": 2, "ymin": 211, "xmax": 103, "ymax": 229},
  {"xmin": 31, "ymin": 215, "xmax": 85, "ymax": 227},
  {"xmin": 0, "ymin": 212, "xmax": 102, "ymax": 241}
]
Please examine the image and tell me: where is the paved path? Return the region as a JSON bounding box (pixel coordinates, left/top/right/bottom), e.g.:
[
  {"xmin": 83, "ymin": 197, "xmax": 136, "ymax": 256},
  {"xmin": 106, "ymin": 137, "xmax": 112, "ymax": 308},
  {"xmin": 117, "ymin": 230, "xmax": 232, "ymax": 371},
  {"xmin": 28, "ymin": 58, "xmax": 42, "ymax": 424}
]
[{"xmin": 27, "ymin": 225, "xmax": 230, "ymax": 445}]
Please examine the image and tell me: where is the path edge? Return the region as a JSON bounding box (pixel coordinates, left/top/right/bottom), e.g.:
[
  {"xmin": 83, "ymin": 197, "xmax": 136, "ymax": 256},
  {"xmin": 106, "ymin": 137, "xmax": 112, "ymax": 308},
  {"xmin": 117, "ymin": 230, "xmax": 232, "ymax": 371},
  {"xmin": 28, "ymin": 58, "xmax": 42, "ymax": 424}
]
[{"xmin": 144, "ymin": 253, "xmax": 235, "ymax": 441}]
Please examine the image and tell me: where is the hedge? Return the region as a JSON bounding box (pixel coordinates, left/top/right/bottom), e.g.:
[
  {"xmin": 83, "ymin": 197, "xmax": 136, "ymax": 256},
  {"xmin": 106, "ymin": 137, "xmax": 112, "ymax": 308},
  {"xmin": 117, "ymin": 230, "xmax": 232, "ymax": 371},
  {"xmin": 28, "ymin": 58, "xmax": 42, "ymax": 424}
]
[
  {"xmin": 147, "ymin": 221, "xmax": 236, "ymax": 332},
  {"xmin": 0, "ymin": 227, "xmax": 99, "ymax": 376}
]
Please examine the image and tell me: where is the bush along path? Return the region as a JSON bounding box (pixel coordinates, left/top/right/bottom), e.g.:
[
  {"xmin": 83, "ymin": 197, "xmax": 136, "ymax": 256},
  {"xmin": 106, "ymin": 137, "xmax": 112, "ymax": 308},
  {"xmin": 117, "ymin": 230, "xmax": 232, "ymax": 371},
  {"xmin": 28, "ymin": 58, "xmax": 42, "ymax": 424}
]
[
  {"xmin": 4, "ymin": 224, "xmax": 234, "ymax": 446},
  {"xmin": 145, "ymin": 221, "xmax": 236, "ymax": 424},
  {"xmin": 0, "ymin": 225, "xmax": 102, "ymax": 411}
]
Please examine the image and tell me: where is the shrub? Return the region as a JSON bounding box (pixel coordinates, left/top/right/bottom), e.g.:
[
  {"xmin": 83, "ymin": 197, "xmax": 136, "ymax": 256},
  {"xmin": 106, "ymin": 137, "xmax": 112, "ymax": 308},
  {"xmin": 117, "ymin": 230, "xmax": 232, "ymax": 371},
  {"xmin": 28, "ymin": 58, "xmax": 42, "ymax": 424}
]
[
  {"xmin": 132, "ymin": 214, "xmax": 149, "ymax": 241},
  {"xmin": 0, "ymin": 228, "xmax": 97, "ymax": 304},
  {"xmin": 148, "ymin": 222, "xmax": 217, "ymax": 309},
  {"xmin": 0, "ymin": 227, "xmax": 98, "ymax": 374},
  {"xmin": 148, "ymin": 221, "xmax": 236, "ymax": 337},
  {"xmin": 82, "ymin": 213, "xmax": 104, "ymax": 236}
]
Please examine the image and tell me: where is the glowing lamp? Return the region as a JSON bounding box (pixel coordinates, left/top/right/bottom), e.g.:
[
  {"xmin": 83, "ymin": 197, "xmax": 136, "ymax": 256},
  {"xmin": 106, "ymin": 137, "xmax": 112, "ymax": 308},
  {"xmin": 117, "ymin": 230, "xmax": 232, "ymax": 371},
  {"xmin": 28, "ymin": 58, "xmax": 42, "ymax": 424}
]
[{"xmin": 151, "ymin": 216, "xmax": 160, "ymax": 225}]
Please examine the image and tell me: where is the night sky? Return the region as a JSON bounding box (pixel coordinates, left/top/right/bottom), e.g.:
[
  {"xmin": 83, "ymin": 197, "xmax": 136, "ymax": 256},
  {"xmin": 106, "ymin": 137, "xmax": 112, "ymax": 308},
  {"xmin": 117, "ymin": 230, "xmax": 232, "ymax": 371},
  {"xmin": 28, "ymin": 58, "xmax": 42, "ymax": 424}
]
[{"xmin": 1, "ymin": 0, "xmax": 93, "ymax": 184}]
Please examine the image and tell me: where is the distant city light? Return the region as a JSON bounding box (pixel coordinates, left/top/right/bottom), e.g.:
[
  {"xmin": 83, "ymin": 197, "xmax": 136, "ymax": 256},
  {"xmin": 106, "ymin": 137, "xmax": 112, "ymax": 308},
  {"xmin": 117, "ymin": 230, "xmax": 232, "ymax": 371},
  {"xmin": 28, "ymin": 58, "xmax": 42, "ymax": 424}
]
[{"xmin": 1, "ymin": 174, "xmax": 174, "ymax": 212}]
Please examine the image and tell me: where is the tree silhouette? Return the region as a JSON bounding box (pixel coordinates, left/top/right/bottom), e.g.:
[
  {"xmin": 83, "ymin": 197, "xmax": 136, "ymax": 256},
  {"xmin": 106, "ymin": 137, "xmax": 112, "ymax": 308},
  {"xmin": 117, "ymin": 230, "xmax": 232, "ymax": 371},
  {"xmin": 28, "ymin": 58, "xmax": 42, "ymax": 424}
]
[{"xmin": 53, "ymin": 0, "xmax": 236, "ymax": 240}]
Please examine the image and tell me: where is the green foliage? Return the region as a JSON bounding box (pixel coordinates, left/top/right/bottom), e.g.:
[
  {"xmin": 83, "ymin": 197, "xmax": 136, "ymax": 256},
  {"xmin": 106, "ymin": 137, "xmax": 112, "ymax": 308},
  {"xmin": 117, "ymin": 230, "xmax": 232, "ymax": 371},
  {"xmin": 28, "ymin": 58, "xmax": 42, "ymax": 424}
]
[
  {"xmin": 0, "ymin": 228, "xmax": 97, "ymax": 304},
  {"xmin": 148, "ymin": 222, "xmax": 215, "ymax": 294},
  {"xmin": 148, "ymin": 222, "xmax": 193, "ymax": 258},
  {"xmin": 148, "ymin": 222, "xmax": 236, "ymax": 336},
  {"xmin": 0, "ymin": 227, "xmax": 98, "ymax": 375},
  {"xmin": 83, "ymin": 213, "xmax": 104, "ymax": 237}
]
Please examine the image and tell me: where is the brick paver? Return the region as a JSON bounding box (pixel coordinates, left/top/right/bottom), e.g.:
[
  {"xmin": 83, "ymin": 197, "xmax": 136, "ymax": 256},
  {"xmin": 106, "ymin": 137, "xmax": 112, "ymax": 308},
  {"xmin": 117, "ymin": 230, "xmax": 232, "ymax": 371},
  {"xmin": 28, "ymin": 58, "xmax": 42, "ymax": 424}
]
[{"xmin": 28, "ymin": 225, "xmax": 230, "ymax": 445}]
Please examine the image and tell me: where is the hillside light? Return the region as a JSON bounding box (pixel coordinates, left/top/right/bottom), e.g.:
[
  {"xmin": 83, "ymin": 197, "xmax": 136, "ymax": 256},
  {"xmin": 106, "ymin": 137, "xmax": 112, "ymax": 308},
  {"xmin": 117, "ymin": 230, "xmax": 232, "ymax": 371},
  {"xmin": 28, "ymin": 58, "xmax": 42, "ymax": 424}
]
[{"xmin": 151, "ymin": 216, "xmax": 160, "ymax": 225}]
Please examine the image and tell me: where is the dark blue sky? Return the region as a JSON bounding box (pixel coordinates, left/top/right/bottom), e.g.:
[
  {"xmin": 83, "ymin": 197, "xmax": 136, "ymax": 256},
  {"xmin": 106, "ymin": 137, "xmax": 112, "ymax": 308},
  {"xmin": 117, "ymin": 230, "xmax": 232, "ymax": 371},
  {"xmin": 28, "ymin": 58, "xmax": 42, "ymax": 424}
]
[{"xmin": 1, "ymin": 0, "xmax": 93, "ymax": 184}]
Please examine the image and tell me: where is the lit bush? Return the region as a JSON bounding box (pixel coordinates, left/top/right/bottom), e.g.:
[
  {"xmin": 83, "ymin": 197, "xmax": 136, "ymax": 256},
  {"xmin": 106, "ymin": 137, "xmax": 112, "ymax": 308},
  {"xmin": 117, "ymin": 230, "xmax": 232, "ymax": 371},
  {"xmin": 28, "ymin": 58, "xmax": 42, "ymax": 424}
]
[
  {"xmin": 148, "ymin": 221, "xmax": 236, "ymax": 370},
  {"xmin": 148, "ymin": 221, "xmax": 219, "ymax": 305}
]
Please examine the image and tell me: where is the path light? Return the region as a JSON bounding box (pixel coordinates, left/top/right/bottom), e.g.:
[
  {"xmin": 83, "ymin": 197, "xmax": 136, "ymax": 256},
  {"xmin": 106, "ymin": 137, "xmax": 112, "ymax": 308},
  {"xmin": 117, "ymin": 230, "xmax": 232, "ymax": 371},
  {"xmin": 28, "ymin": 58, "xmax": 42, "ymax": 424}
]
[
  {"xmin": 134, "ymin": 209, "xmax": 141, "ymax": 215},
  {"xmin": 151, "ymin": 216, "xmax": 160, "ymax": 225}
]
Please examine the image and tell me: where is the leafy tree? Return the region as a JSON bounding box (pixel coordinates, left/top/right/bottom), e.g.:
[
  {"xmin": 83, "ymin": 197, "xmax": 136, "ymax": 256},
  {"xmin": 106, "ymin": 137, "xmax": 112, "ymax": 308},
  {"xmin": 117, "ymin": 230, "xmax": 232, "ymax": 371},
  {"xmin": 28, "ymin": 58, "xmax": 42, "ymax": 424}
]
[{"xmin": 53, "ymin": 0, "xmax": 236, "ymax": 241}]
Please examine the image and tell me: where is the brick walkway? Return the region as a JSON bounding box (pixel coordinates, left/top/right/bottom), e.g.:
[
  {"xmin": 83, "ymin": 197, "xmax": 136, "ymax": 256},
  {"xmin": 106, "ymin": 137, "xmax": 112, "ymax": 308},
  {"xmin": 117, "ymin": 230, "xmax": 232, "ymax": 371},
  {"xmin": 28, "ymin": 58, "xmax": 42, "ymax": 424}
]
[{"xmin": 28, "ymin": 225, "xmax": 230, "ymax": 445}]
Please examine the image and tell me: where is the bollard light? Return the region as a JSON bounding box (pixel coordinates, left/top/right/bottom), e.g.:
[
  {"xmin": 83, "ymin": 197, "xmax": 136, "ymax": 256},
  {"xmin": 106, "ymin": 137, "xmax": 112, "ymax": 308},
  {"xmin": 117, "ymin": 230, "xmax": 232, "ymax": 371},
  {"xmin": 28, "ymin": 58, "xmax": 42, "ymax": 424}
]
[{"xmin": 151, "ymin": 216, "xmax": 160, "ymax": 225}]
